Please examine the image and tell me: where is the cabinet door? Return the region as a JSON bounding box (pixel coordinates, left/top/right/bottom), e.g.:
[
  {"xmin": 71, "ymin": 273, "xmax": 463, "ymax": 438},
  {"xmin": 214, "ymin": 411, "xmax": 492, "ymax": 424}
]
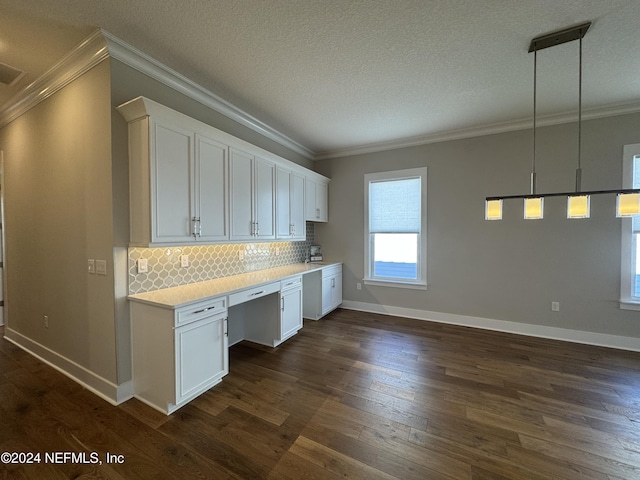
[
  {"xmin": 175, "ymin": 314, "xmax": 228, "ymax": 405},
  {"xmin": 290, "ymin": 172, "xmax": 306, "ymax": 240},
  {"xmin": 152, "ymin": 122, "xmax": 195, "ymax": 242},
  {"xmin": 196, "ymin": 135, "xmax": 229, "ymax": 241},
  {"xmin": 254, "ymin": 156, "xmax": 275, "ymax": 239},
  {"xmin": 229, "ymin": 148, "xmax": 255, "ymax": 240},
  {"xmin": 280, "ymin": 286, "xmax": 303, "ymax": 342},
  {"xmin": 331, "ymin": 273, "xmax": 342, "ymax": 310},
  {"xmin": 305, "ymin": 178, "xmax": 317, "ymax": 221},
  {"xmin": 322, "ymin": 274, "xmax": 342, "ymax": 316},
  {"xmin": 321, "ymin": 276, "xmax": 333, "ymax": 315},
  {"xmin": 316, "ymin": 181, "xmax": 329, "ymax": 222},
  {"xmin": 276, "ymin": 167, "xmax": 292, "ymax": 239}
]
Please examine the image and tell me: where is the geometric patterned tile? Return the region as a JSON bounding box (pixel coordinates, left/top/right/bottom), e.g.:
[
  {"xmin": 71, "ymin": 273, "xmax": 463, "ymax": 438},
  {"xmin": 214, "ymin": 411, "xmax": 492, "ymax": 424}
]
[{"xmin": 128, "ymin": 222, "xmax": 316, "ymax": 294}]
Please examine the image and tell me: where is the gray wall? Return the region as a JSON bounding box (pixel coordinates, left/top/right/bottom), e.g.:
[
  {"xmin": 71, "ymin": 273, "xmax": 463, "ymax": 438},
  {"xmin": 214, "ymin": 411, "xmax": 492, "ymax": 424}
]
[
  {"xmin": 0, "ymin": 60, "xmax": 119, "ymax": 382},
  {"xmin": 314, "ymin": 113, "xmax": 640, "ymax": 339}
]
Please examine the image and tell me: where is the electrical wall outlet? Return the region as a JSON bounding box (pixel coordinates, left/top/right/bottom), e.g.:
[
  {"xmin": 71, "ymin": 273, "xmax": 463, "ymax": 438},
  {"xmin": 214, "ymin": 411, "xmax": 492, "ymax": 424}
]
[
  {"xmin": 357, "ymin": 282, "xmax": 362, "ymax": 290},
  {"xmin": 96, "ymin": 260, "xmax": 107, "ymax": 276},
  {"xmin": 137, "ymin": 258, "xmax": 148, "ymax": 273},
  {"xmin": 238, "ymin": 250, "xmax": 244, "ymax": 260},
  {"xmin": 44, "ymin": 315, "xmax": 48, "ymax": 328},
  {"xmin": 551, "ymin": 301, "xmax": 560, "ymax": 312},
  {"xmin": 88, "ymin": 259, "xmax": 95, "ymax": 274},
  {"xmin": 180, "ymin": 255, "xmax": 189, "ymax": 267},
  {"xmin": 275, "ymin": 247, "xmax": 280, "ymax": 256}
]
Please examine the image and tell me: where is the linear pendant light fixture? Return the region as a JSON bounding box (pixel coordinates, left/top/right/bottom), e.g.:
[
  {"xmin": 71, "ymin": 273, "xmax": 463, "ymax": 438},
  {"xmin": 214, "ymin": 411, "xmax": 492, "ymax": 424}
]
[{"xmin": 485, "ymin": 22, "xmax": 640, "ymax": 221}]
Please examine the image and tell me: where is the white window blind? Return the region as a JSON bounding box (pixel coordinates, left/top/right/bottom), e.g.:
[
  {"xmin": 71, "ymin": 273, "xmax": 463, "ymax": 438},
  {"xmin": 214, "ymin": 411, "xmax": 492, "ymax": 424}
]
[
  {"xmin": 620, "ymin": 144, "xmax": 640, "ymax": 310},
  {"xmin": 369, "ymin": 178, "xmax": 421, "ymax": 233},
  {"xmin": 633, "ymin": 156, "xmax": 640, "ymax": 234}
]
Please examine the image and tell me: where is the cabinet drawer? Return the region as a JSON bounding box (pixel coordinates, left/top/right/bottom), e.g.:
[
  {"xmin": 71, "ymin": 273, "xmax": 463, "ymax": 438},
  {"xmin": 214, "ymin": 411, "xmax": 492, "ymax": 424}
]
[
  {"xmin": 228, "ymin": 282, "xmax": 280, "ymax": 307},
  {"xmin": 281, "ymin": 275, "xmax": 302, "ymax": 291},
  {"xmin": 321, "ymin": 264, "xmax": 342, "ymax": 279},
  {"xmin": 176, "ymin": 297, "xmax": 227, "ymax": 327}
]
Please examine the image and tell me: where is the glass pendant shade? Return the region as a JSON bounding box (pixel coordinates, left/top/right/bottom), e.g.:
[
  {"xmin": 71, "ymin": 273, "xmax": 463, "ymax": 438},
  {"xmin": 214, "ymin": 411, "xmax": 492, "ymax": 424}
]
[
  {"xmin": 485, "ymin": 199, "xmax": 503, "ymax": 220},
  {"xmin": 524, "ymin": 197, "xmax": 544, "ymax": 219},
  {"xmin": 617, "ymin": 193, "xmax": 640, "ymax": 217},
  {"xmin": 567, "ymin": 195, "xmax": 590, "ymax": 218}
]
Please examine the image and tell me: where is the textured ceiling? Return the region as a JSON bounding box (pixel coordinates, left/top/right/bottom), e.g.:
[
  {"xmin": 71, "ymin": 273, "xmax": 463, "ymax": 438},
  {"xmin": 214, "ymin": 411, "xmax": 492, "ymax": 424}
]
[{"xmin": 1, "ymin": 0, "xmax": 639, "ymax": 158}]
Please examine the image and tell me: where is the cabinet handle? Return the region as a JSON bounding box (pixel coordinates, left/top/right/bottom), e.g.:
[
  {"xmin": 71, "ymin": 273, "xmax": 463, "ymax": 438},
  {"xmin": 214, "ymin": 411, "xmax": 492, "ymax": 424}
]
[
  {"xmin": 197, "ymin": 217, "xmax": 202, "ymax": 237},
  {"xmin": 256, "ymin": 222, "xmax": 259, "ymax": 236},
  {"xmin": 281, "ymin": 297, "xmax": 285, "ymax": 311},
  {"xmin": 316, "ymin": 208, "xmax": 320, "ymax": 219},
  {"xmin": 192, "ymin": 305, "xmax": 216, "ymax": 314},
  {"xmin": 224, "ymin": 319, "xmax": 228, "ymax": 337},
  {"xmin": 192, "ymin": 217, "xmax": 198, "ymax": 238},
  {"xmin": 331, "ymin": 278, "xmax": 335, "ymax": 288},
  {"xmin": 250, "ymin": 290, "xmax": 265, "ymax": 297}
]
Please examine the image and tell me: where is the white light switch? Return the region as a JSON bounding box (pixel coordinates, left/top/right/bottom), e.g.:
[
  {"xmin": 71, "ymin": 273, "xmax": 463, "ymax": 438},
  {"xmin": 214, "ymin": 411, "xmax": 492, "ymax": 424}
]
[
  {"xmin": 88, "ymin": 259, "xmax": 95, "ymax": 274},
  {"xmin": 137, "ymin": 258, "xmax": 148, "ymax": 273},
  {"xmin": 180, "ymin": 255, "xmax": 189, "ymax": 267},
  {"xmin": 96, "ymin": 260, "xmax": 107, "ymax": 276}
]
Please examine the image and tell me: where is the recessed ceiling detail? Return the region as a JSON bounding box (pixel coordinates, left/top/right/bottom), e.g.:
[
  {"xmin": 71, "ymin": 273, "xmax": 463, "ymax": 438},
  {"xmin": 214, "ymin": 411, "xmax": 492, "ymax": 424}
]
[{"xmin": 0, "ymin": 62, "xmax": 25, "ymax": 86}]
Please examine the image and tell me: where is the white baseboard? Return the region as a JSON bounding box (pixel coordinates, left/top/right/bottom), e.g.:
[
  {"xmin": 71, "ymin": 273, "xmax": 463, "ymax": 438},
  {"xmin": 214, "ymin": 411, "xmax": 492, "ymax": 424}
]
[
  {"xmin": 3, "ymin": 328, "xmax": 134, "ymax": 405},
  {"xmin": 340, "ymin": 301, "xmax": 640, "ymax": 352}
]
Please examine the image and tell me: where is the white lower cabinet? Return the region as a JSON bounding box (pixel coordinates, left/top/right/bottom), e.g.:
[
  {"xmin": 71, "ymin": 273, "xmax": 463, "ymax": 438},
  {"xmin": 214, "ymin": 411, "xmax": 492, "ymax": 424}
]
[
  {"xmin": 130, "ymin": 264, "xmax": 342, "ymax": 414},
  {"xmin": 231, "ymin": 277, "xmax": 303, "ymax": 347},
  {"xmin": 175, "ymin": 314, "xmax": 228, "ymax": 405},
  {"xmin": 131, "ymin": 297, "xmax": 228, "ymax": 414},
  {"xmin": 303, "ymin": 264, "xmax": 343, "ymax": 320},
  {"xmin": 279, "ymin": 276, "xmax": 303, "ymax": 343}
]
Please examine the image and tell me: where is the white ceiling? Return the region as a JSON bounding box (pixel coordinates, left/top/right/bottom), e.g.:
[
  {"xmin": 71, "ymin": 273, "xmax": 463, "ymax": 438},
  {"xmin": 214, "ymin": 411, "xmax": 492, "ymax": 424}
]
[{"xmin": 1, "ymin": 0, "xmax": 639, "ymax": 158}]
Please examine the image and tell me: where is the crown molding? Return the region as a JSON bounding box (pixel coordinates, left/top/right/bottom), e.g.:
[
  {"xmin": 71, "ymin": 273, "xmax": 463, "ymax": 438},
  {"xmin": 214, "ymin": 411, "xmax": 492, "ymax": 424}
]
[
  {"xmin": 101, "ymin": 30, "xmax": 314, "ymax": 160},
  {"xmin": 314, "ymin": 101, "xmax": 640, "ymax": 160},
  {"xmin": 0, "ymin": 29, "xmax": 314, "ymax": 159},
  {"xmin": 0, "ymin": 29, "xmax": 109, "ymax": 128}
]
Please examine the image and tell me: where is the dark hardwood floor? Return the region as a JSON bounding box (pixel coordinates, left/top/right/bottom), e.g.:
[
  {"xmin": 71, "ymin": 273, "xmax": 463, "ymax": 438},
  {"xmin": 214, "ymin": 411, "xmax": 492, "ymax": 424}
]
[{"xmin": 1, "ymin": 309, "xmax": 640, "ymax": 479}]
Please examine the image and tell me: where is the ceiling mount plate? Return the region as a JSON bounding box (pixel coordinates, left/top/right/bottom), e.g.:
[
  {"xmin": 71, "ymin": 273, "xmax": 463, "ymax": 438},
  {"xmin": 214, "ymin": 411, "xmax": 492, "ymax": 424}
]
[{"xmin": 528, "ymin": 22, "xmax": 592, "ymax": 52}]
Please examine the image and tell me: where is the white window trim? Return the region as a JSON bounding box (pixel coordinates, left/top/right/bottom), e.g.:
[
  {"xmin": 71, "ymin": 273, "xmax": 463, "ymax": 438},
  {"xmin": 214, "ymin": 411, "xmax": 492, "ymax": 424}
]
[
  {"xmin": 620, "ymin": 143, "xmax": 640, "ymax": 310},
  {"xmin": 364, "ymin": 167, "xmax": 427, "ymax": 290}
]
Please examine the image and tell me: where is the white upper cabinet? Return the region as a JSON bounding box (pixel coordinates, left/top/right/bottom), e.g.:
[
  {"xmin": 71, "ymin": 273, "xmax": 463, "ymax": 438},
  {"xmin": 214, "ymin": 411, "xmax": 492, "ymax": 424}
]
[
  {"xmin": 153, "ymin": 122, "xmax": 195, "ymax": 243},
  {"xmin": 195, "ymin": 134, "xmax": 229, "ymax": 242},
  {"xmin": 276, "ymin": 167, "xmax": 306, "ymax": 240},
  {"xmin": 291, "ymin": 172, "xmax": 306, "ymax": 239},
  {"xmin": 305, "ymin": 177, "xmax": 329, "ymax": 222},
  {"xmin": 118, "ymin": 96, "xmax": 328, "ymax": 246},
  {"xmin": 229, "ymin": 147, "xmax": 275, "ymax": 240}
]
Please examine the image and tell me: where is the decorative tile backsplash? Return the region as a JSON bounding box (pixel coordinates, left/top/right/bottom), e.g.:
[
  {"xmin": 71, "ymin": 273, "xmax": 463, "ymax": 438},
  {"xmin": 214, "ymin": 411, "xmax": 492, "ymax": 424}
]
[{"xmin": 128, "ymin": 223, "xmax": 315, "ymax": 294}]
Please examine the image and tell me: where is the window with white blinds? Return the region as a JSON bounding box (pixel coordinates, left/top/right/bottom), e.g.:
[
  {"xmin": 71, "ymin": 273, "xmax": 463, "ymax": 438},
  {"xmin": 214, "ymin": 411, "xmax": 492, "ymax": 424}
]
[
  {"xmin": 364, "ymin": 167, "xmax": 427, "ymax": 289},
  {"xmin": 620, "ymin": 144, "xmax": 640, "ymax": 309}
]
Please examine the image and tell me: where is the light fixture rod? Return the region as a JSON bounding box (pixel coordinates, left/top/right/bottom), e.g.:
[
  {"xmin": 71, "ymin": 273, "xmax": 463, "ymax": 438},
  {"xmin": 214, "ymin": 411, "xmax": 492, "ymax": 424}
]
[
  {"xmin": 576, "ymin": 34, "xmax": 583, "ymax": 192},
  {"xmin": 531, "ymin": 48, "xmax": 537, "ymax": 195},
  {"xmin": 528, "ymin": 22, "xmax": 591, "ymax": 52},
  {"xmin": 487, "ymin": 188, "xmax": 640, "ymax": 202}
]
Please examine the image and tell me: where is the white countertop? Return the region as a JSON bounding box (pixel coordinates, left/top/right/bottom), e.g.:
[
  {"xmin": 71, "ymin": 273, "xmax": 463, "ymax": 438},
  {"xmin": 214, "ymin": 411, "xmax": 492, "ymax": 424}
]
[{"xmin": 128, "ymin": 262, "xmax": 341, "ymax": 309}]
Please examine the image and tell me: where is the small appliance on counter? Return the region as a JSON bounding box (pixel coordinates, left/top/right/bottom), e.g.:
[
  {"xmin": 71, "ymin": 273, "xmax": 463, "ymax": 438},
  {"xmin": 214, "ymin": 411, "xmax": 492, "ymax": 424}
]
[{"xmin": 309, "ymin": 245, "xmax": 323, "ymax": 263}]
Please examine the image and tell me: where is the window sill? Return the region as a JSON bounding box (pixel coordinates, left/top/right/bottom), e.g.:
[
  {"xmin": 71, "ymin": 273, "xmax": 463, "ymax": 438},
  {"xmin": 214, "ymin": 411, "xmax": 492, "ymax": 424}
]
[
  {"xmin": 619, "ymin": 300, "xmax": 640, "ymax": 311},
  {"xmin": 364, "ymin": 278, "xmax": 427, "ymax": 290}
]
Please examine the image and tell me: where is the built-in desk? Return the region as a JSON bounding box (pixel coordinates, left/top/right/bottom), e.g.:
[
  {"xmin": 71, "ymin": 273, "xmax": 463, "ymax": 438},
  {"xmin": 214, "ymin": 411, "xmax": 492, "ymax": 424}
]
[{"xmin": 128, "ymin": 262, "xmax": 341, "ymax": 414}]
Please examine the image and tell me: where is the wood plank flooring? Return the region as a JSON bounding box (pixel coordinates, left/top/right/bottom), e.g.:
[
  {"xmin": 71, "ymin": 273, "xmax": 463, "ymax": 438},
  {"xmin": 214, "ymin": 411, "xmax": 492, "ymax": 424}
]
[{"xmin": 1, "ymin": 308, "xmax": 640, "ymax": 479}]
